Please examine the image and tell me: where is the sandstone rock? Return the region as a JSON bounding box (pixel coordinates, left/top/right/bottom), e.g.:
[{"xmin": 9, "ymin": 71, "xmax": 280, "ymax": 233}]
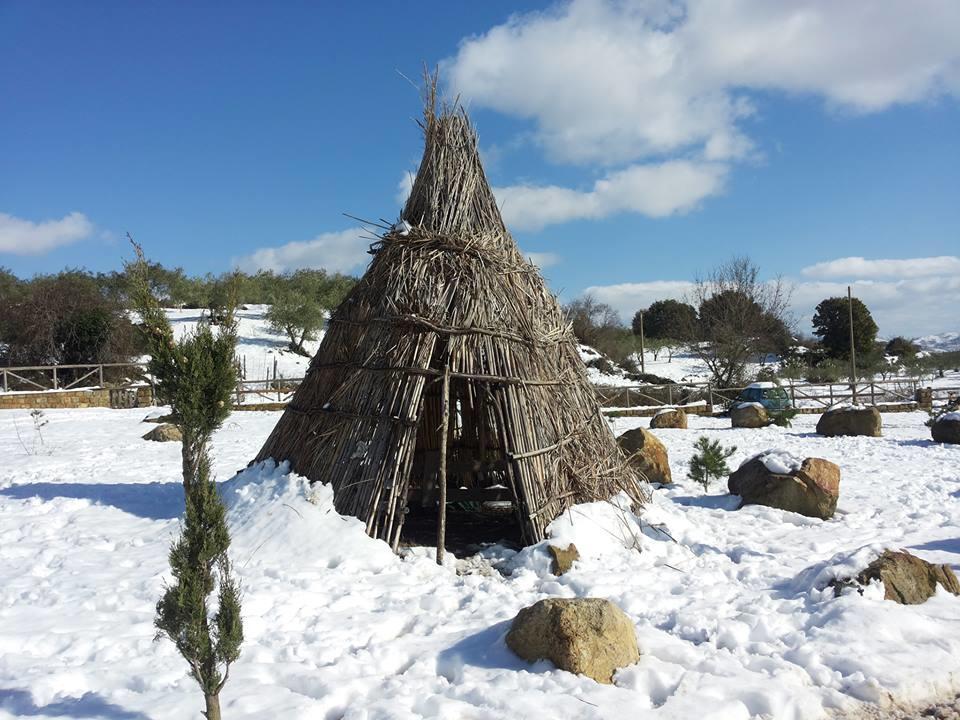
[
  {"xmin": 650, "ymin": 408, "xmax": 687, "ymax": 430},
  {"xmin": 506, "ymin": 597, "xmax": 639, "ymax": 683},
  {"xmin": 856, "ymin": 550, "xmax": 960, "ymax": 604},
  {"xmin": 816, "ymin": 406, "xmax": 882, "ymax": 437},
  {"xmin": 618, "ymin": 427, "xmax": 672, "ymax": 484},
  {"xmin": 548, "ymin": 543, "xmax": 580, "ymax": 575},
  {"xmin": 728, "ymin": 454, "xmax": 840, "ymax": 519},
  {"xmin": 142, "ymin": 423, "xmax": 182, "ymax": 442},
  {"xmin": 731, "ymin": 403, "xmax": 768, "ymax": 428},
  {"xmin": 931, "ymin": 415, "xmax": 960, "ymax": 444}
]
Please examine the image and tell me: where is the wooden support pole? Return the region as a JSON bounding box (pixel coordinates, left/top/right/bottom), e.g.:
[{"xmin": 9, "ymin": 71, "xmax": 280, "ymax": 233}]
[
  {"xmin": 436, "ymin": 365, "xmax": 451, "ymax": 566},
  {"xmin": 639, "ymin": 311, "xmax": 646, "ymax": 375},
  {"xmin": 848, "ymin": 286, "xmax": 858, "ymax": 403}
]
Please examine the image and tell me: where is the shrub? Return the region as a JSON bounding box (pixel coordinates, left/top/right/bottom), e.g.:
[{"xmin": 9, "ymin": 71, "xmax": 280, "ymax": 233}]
[
  {"xmin": 687, "ymin": 436, "xmax": 737, "ymax": 492},
  {"xmin": 768, "ymin": 408, "xmax": 798, "ymax": 428}
]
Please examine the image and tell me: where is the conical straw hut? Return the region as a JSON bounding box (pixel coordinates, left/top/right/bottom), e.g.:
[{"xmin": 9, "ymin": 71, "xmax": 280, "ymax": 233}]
[{"xmin": 255, "ymin": 83, "xmax": 648, "ymax": 558}]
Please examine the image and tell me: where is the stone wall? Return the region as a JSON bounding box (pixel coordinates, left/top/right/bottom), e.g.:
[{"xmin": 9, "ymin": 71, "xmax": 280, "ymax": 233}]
[{"xmin": 0, "ymin": 386, "xmax": 153, "ymax": 411}]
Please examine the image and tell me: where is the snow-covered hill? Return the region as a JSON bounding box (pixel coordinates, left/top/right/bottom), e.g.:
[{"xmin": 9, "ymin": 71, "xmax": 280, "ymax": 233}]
[
  {"xmin": 166, "ymin": 305, "xmax": 323, "ymax": 382},
  {"xmin": 916, "ymin": 332, "xmax": 960, "ymax": 353}
]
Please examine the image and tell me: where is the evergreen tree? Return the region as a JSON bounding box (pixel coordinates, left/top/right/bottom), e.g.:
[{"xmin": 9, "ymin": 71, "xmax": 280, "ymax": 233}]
[
  {"xmin": 811, "ymin": 296, "xmax": 878, "ymax": 360},
  {"xmin": 632, "ymin": 299, "xmax": 697, "ymax": 340},
  {"xmin": 687, "ymin": 436, "xmax": 736, "ymax": 492},
  {"xmin": 126, "ymin": 239, "xmax": 242, "ymax": 720}
]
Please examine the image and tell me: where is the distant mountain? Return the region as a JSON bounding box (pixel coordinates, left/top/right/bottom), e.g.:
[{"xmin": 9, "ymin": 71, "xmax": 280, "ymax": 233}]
[{"xmin": 914, "ymin": 332, "xmax": 960, "ymax": 353}]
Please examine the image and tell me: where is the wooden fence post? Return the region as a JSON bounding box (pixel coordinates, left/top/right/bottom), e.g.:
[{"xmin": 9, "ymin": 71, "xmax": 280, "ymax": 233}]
[
  {"xmin": 52, "ymin": 367, "xmax": 58, "ymax": 390},
  {"xmin": 436, "ymin": 365, "xmax": 451, "ymax": 566}
]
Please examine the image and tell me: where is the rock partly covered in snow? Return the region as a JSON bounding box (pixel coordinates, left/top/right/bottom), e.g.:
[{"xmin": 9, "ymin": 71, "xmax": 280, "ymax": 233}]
[
  {"xmin": 547, "ymin": 543, "xmax": 580, "ymax": 576},
  {"xmin": 617, "ymin": 427, "xmax": 672, "ymax": 484},
  {"xmin": 817, "ymin": 406, "xmax": 882, "ymax": 437},
  {"xmin": 506, "ymin": 597, "xmax": 640, "ymax": 684},
  {"xmin": 729, "ymin": 452, "xmax": 840, "ymax": 519},
  {"xmin": 142, "ymin": 410, "xmax": 173, "ymax": 424},
  {"xmin": 142, "ymin": 423, "xmax": 182, "ymax": 442},
  {"xmin": 650, "ymin": 408, "xmax": 687, "ymax": 429},
  {"xmin": 840, "ymin": 550, "xmax": 960, "ymax": 605},
  {"xmin": 731, "ymin": 403, "xmax": 769, "ymax": 428},
  {"xmin": 931, "ymin": 413, "xmax": 960, "ymax": 444}
]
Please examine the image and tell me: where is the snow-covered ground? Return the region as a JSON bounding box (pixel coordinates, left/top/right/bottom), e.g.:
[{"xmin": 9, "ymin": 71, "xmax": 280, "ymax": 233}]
[
  {"xmin": 166, "ymin": 305, "xmax": 322, "ymax": 382},
  {"xmin": 2, "ymin": 407, "xmax": 959, "ymax": 719}
]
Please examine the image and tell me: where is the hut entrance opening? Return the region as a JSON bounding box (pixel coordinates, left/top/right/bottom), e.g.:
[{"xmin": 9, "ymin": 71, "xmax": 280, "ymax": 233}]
[{"xmin": 401, "ymin": 367, "xmax": 525, "ymax": 555}]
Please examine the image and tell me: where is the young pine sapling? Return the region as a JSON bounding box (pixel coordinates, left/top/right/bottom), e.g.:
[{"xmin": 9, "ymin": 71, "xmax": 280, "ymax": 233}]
[{"xmin": 687, "ymin": 436, "xmax": 737, "ymax": 492}]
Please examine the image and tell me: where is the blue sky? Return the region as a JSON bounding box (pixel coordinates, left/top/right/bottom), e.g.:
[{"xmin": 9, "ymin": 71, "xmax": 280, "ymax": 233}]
[{"xmin": 2, "ymin": 1, "xmax": 958, "ymax": 337}]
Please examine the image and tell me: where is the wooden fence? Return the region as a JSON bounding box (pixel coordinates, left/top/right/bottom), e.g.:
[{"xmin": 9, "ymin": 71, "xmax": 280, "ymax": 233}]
[
  {"xmin": 596, "ymin": 378, "xmax": 959, "ymax": 414},
  {"xmin": 1, "ymin": 362, "xmax": 151, "ymax": 393}
]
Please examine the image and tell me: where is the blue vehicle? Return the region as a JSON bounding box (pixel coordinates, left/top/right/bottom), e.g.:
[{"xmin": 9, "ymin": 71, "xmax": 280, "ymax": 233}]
[{"xmin": 735, "ymin": 382, "xmax": 792, "ymax": 411}]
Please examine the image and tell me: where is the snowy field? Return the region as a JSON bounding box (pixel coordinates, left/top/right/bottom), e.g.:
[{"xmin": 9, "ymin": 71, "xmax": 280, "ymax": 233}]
[
  {"xmin": 166, "ymin": 305, "xmax": 322, "ymax": 382},
  {"xmin": 1, "ymin": 408, "xmax": 959, "ymax": 719}
]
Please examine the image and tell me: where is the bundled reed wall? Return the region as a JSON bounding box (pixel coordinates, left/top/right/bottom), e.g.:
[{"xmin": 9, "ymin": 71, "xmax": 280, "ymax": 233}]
[{"xmin": 256, "ymin": 91, "xmax": 648, "ymax": 549}]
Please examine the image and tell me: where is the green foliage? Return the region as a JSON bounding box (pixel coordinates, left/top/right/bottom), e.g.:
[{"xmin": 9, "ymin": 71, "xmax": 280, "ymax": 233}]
[
  {"xmin": 126, "ymin": 240, "xmax": 242, "ymax": 714},
  {"xmin": 885, "ymin": 336, "xmax": 919, "ymax": 358},
  {"xmin": 632, "ymin": 299, "xmax": 697, "ymax": 340},
  {"xmin": 768, "ymin": 407, "xmax": 798, "ymax": 428},
  {"xmin": 812, "ymin": 296, "xmax": 878, "ymax": 360},
  {"xmin": 687, "ymin": 436, "xmax": 737, "ymax": 492},
  {"xmin": 778, "ymin": 356, "xmax": 808, "ymax": 383},
  {"xmin": 688, "ymin": 257, "xmax": 793, "ymax": 387},
  {"xmin": 264, "ymin": 269, "xmax": 355, "ymax": 355},
  {"xmin": 154, "ymin": 446, "xmax": 243, "ymax": 701},
  {"xmin": 805, "ymin": 358, "xmax": 847, "ymax": 384},
  {"xmin": 0, "ymin": 268, "xmax": 137, "ymax": 367}
]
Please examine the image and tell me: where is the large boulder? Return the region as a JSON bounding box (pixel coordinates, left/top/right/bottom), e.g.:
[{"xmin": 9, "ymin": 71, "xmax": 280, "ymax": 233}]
[
  {"xmin": 816, "ymin": 406, "xmax": 882, "ymax": 437},
  {"xmin": 854, "ymin": 550, "xmax": 960, "ymax": 604},
  {"xmin": 617, "ymin": 427, "xmax": 672, "ymax": 484},
  {"xmin": 650, "ymin": 408, "xmax": 687, "ymax": 430},
  {"xmin": 931, "ymin": 412, "xmax": 960, "ymax": 444},
  {"xmin": 731, "ymin": 403, "xmax": 768, "ymax": 428},
  {"xmin": 728, "ymin": 452, "xmax": 840, "ymax": 520},
  {"xmin": 142, "ymin": 423, "xmax": 182, "ymax": 442},
  {"xmin": 506, "ymin": 598, "xmax": 640, "ymax": 684}
]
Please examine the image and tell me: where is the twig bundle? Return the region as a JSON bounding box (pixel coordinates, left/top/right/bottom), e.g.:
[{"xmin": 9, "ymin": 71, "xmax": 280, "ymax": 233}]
[{"xmin": 255, "ymin": 82, "xmax": 648, "ymax": 548}]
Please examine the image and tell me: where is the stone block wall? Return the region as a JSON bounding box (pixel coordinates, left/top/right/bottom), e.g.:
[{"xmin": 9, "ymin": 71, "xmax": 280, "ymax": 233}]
[{"xmin": 0, "ymin": 386, "xmax": 153, "ymax": 411}]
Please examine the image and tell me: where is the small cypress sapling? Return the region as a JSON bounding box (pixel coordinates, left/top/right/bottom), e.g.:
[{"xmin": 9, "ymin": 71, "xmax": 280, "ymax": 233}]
[
  {"xmin": 155, "ymin": 447, "xmax": 243, "ymax": 720},
  {"xmin": 687, "ymin": 436, "xmax": 737, "ymax": 492},
  {"xmin": 125, "ymin": 239, "xmax": 243, "ymax": 719}
]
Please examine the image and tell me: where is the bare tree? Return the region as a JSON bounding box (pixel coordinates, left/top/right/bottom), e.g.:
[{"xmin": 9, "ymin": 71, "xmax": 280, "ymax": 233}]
[
  {"xmin": 564, "ymin": 293, "xmax": 621, "ymax": 347},
  {"xmin": 684, "ymin": 257, "xmax": 792, "ymax": 387}
]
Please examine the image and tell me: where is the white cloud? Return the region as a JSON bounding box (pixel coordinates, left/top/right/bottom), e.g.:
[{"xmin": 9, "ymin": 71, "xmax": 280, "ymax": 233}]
[
  {"xmin": 523, "ymin": 250, "xmax": 561, "ymax": 268},
  {"xmin": 446, "ymin": 0, "xmax": 960, "ymax": 166},
  {"xmin": 495, "ymin": 160, "xmax": 726, "ymax": 231},
  {"xmin": 584, "ymin": 255, "xmax": 960, "ymax": 337},
  {"xmin": 235, "ymin": 228, "xmax": 372, "ymax": 274},
  {"xmin": 802, "ymin": 255, "xmax": 960, "ymax": 279},
  {"xmin": 585, "ymin": 280, "xmax": 695, "ymax": 318},
  {"xmin": 396, "ymin": 172, "xmax": 415, "ymax": 207},
  {"xmin": 0, "ymin": 211, "xmax": 94, "ymax": 255}
]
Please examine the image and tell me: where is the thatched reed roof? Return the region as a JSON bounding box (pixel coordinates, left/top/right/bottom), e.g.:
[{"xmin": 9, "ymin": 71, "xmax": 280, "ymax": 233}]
[{"xmin": 255, "ymin": 85, "xmax": 649, "ymax": 552}]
